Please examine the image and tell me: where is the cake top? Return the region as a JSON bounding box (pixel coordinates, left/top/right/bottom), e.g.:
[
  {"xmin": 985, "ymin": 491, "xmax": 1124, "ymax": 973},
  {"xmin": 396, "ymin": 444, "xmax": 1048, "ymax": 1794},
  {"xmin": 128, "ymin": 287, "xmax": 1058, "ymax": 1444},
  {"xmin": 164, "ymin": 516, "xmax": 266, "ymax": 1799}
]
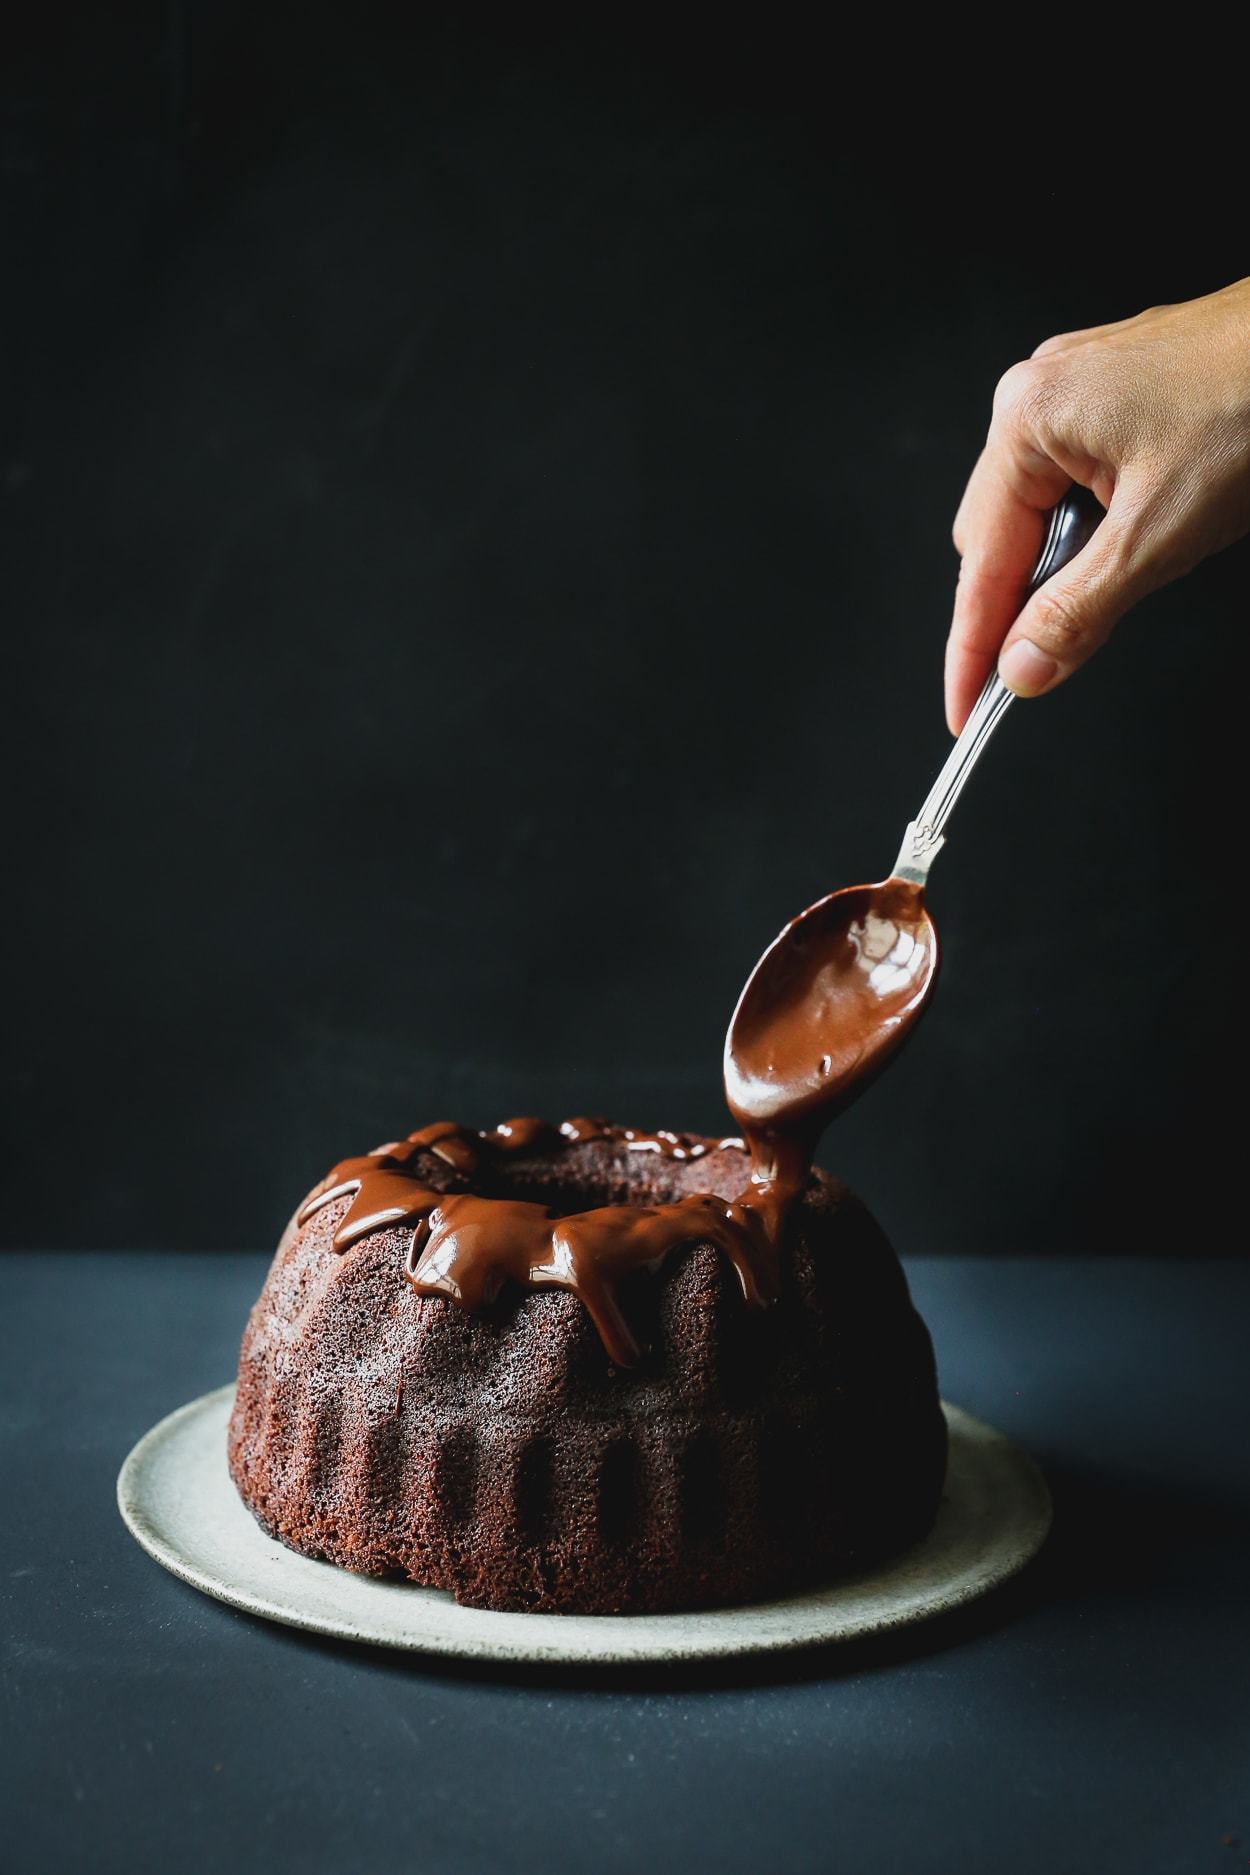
[{"xmin": 298, "ymin": 1117, "xmax": 808, "ymax": 1367}]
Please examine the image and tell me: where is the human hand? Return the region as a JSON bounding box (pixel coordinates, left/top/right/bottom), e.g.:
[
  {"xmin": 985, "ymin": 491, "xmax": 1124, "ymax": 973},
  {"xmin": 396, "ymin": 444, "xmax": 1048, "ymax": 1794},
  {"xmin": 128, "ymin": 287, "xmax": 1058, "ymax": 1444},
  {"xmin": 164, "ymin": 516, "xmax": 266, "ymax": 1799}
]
[{"xmin": 944, "ymin": 277, "xmax": 1250, "ymax": 733}]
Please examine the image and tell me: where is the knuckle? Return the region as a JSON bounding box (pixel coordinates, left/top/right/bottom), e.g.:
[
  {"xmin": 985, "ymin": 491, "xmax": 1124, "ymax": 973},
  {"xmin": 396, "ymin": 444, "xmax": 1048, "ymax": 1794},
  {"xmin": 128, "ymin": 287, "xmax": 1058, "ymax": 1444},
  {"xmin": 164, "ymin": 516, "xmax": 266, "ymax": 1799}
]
[
  {"xmin": 1028, "ymin": 582, "xmax": 1092, "ymax": 652},
  {"xmin": 992, "ymin": 357, "xmax": 1051, "ymax": 425}
]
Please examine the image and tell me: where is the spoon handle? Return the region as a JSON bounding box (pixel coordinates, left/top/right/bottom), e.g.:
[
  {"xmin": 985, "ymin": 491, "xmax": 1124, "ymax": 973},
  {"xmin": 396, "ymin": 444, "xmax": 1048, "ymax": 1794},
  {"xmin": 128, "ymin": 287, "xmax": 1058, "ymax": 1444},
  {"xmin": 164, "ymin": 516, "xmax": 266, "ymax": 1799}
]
[{"xmin": 891, "ymin": 483, "xmax": 1104, "ymax": 885}]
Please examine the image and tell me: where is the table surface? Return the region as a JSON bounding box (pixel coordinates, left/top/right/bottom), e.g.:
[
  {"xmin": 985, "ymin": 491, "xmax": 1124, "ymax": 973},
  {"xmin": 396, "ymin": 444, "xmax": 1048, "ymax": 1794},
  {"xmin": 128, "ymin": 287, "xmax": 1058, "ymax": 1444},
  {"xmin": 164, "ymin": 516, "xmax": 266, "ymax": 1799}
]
[{"xmin": 3, "ymin": 1252, "xmax": 1247, "ymax": 1875}]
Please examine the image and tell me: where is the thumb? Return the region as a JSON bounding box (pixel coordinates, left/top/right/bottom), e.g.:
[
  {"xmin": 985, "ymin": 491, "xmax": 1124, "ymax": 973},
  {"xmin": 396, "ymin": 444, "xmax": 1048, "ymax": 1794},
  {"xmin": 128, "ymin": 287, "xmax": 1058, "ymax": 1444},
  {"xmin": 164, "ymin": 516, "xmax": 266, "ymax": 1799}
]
[{"xmin": 997, "ymin": 499, "xmax": 1141, "ymax": 699}]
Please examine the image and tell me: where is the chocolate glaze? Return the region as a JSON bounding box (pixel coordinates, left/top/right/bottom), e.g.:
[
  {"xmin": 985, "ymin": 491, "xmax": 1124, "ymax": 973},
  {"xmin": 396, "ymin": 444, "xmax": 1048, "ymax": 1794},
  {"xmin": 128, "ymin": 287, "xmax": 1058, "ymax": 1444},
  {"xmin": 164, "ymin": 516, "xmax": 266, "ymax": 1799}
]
[
  {"xmin": 297, "ymin": 1118, "xmax": 774, "ymax": 1368},
  {"xmin": 299, "ymin": 882, "xmax": 935, "ymax": 1366}
]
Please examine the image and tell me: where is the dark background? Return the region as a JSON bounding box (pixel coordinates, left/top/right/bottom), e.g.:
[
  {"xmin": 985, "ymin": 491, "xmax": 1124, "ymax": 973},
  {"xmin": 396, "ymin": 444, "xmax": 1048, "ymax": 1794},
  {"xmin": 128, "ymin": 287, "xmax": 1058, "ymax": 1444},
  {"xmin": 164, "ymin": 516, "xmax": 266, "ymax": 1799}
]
[{"xmin": 4, "ymin": 11, "xmax": 1245, "ymax": 1256}]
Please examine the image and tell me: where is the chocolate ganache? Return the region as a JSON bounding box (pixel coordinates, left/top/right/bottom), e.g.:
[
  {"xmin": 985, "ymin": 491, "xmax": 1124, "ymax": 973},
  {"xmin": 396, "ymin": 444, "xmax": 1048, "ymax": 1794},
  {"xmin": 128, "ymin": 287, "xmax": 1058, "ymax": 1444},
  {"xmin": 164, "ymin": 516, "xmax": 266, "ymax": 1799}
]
[{"xmin": 298, "ymin": 1118, "xmax": 784, "ymax": 1368}]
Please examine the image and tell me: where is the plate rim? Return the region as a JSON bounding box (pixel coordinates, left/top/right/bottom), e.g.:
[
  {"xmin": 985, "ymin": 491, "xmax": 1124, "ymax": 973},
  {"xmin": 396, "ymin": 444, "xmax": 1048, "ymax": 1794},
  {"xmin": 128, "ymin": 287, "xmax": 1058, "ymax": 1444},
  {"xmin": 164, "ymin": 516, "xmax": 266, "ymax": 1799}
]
[{"xmin": 117, "ymin": 1385, "xmax": 1051, "ymax": 1666}]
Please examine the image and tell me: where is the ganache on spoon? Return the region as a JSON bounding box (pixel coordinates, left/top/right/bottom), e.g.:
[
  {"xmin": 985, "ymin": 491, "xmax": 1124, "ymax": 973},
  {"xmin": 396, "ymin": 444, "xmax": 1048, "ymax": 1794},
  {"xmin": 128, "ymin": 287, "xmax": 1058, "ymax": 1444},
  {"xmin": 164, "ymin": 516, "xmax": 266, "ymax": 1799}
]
[
  {"xmin": 725, "ymin": 484, "xmax": 1104, "ymax": 1183},
  {"xmin": 725, "ymin": 876, "xmax": 938, "ymax": 1182}
]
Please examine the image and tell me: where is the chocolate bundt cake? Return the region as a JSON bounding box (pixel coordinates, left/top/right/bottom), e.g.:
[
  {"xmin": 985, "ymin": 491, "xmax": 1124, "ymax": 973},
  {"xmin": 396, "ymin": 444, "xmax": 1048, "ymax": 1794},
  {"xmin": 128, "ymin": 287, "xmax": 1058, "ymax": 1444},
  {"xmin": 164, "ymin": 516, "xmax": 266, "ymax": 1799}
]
[{"xmin": 228, "ymin": 1119, "xmax": 946, "ymax": 1614}]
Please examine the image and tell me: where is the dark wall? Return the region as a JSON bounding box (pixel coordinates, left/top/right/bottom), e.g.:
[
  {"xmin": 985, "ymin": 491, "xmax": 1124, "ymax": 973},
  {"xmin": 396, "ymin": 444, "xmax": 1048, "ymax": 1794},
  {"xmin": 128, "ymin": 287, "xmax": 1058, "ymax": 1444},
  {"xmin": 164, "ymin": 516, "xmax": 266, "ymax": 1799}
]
[{"xmin": 4, "ymin": 13, "xmax": 1245, "ymax": 1254}]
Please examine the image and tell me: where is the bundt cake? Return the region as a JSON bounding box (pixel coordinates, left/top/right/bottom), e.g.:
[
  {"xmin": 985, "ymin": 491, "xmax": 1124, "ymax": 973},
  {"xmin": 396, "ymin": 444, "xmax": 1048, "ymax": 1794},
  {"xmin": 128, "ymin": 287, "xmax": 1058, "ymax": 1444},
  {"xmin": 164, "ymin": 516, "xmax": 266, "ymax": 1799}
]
[{"xmin": 228, "ymin": 1118, "xmax": 946, "ymax": 1614}]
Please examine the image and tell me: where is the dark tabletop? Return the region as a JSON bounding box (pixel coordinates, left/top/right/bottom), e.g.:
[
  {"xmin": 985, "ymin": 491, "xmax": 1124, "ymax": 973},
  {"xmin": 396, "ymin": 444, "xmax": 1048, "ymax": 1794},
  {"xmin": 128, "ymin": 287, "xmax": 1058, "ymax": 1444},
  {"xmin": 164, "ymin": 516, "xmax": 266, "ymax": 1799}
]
[{"xmin": 3, "ymin": 1252, "xmax": 1247, "ymax": 1875}]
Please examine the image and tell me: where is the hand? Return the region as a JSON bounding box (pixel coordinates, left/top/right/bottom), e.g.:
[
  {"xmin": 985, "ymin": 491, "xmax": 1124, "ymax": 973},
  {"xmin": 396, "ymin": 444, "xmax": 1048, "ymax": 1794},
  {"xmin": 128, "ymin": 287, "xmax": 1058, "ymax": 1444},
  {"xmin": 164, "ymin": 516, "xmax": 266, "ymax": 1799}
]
[{"xmin": 944, "ymin": 277, "xmax": 1250, "ymax": 733}]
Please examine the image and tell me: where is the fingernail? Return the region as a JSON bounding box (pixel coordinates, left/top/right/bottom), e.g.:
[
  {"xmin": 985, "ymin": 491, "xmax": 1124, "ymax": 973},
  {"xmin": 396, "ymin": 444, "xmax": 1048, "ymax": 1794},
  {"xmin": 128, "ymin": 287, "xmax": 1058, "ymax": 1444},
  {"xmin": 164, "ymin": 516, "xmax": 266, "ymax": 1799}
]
[{"xmin": 999, "ymin": 639, "xmax": 1059, "ymax": 697}]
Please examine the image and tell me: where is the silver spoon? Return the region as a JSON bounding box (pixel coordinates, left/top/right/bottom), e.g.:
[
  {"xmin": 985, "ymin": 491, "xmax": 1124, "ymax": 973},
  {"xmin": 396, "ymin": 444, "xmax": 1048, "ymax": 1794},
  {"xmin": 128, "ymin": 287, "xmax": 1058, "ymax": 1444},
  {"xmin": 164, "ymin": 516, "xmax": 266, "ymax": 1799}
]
[{"xmin": 724, "ymin": 485, "xmax": 1104, "ymax": 1155}]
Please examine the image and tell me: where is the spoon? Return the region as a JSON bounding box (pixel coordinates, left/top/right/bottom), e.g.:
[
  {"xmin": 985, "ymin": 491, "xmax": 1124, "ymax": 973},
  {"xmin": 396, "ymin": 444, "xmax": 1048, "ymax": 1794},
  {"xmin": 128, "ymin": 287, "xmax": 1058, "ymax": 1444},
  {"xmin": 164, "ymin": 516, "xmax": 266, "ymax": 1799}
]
[{"xmin": 724, "ymin": 485, "xmax": 1104, "ymax": 1172}]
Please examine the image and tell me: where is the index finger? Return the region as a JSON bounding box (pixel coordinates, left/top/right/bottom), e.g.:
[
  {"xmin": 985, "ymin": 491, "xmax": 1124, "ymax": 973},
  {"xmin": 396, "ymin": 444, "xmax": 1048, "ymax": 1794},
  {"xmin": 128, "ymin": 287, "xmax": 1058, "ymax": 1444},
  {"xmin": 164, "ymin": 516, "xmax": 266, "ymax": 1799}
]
[{"xmin": 945, "ymin": 447, "xmax": 1069, "ymax": 733}]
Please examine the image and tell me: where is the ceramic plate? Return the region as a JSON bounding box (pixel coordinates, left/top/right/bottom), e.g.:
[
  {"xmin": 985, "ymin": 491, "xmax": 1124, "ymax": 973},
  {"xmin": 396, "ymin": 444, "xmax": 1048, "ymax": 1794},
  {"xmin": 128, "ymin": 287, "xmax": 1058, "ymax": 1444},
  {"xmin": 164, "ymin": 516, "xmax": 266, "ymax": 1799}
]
[{"xmin": 117, "ymin": 1387, "xmax": 1050, "ymax": 1665}]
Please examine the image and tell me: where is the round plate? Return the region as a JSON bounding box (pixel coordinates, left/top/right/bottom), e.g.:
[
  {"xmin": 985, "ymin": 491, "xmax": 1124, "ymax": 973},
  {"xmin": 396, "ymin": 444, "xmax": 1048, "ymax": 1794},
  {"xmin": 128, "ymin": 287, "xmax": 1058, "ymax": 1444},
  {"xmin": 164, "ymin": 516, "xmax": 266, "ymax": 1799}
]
[{"xmin": 117, "ymin": 1386, "xmax": 1050, "ymax": 1665}]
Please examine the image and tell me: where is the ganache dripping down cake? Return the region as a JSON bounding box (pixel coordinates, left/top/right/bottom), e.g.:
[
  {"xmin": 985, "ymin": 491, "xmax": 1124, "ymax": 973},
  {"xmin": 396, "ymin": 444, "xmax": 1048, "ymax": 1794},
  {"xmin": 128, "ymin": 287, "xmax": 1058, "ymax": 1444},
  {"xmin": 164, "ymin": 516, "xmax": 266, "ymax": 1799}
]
[{"xmin": 228, "ymin": 1116, "xmax": 946, "ymax": 1614}]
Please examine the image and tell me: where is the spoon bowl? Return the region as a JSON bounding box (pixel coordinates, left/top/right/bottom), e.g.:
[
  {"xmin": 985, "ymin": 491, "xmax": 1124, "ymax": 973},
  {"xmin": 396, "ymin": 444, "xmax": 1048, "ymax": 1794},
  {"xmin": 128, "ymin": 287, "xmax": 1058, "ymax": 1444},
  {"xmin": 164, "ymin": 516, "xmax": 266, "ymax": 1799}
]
[{"xmin": 724, "ymin": 878, "xmax": 939, "ymax": 1140}]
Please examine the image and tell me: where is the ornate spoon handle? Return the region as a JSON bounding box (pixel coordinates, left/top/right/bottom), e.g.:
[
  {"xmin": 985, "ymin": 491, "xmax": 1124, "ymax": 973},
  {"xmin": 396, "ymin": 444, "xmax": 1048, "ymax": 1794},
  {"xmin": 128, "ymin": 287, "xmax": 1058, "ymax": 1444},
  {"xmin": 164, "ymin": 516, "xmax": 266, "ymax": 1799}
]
[{"xmin": 892, "ymin": 484, "xmax": 1104, "ymax": 885}]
